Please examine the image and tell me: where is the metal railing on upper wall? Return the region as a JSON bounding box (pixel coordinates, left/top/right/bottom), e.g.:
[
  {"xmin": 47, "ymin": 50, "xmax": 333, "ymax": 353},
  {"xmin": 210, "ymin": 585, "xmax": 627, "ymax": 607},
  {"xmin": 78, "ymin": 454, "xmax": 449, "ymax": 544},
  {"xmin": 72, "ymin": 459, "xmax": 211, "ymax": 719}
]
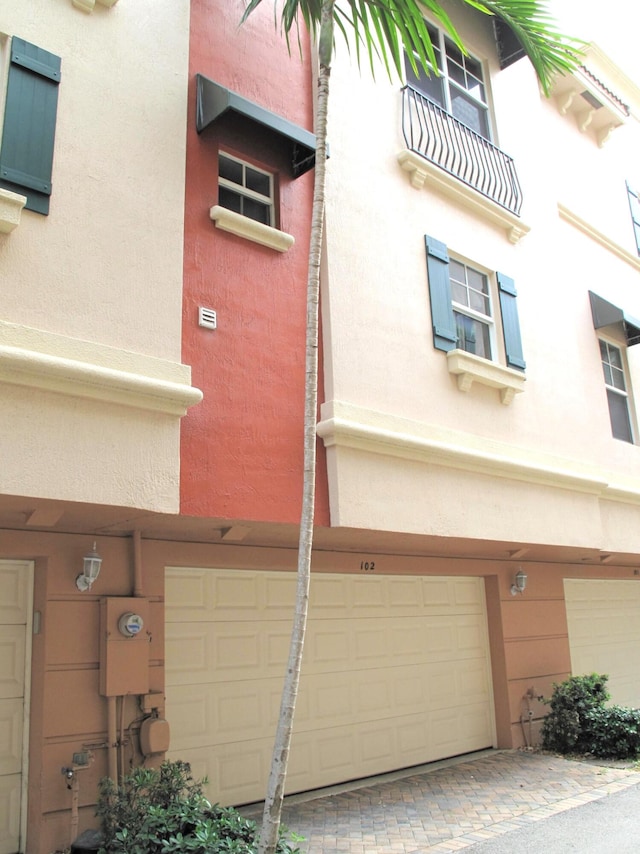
[{"xmin": 401, "ymin": 85, "xmax": 523, "ymax": 216}]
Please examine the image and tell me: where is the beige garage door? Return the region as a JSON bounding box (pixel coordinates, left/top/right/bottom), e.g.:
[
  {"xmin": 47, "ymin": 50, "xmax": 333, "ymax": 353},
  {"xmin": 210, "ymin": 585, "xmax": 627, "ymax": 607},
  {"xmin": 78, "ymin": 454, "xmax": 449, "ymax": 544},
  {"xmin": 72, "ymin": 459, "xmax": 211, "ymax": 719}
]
[
  {"xmin": 0, "ymin": 561, "xmax": 32, "ymax": 854},
  {"xmin": 165, "ymin": 569, "xmax": 494, "ymax": 805},
  {"xmin": 564, "ymin": 579, "xmax": 640, "ymax": 708}
]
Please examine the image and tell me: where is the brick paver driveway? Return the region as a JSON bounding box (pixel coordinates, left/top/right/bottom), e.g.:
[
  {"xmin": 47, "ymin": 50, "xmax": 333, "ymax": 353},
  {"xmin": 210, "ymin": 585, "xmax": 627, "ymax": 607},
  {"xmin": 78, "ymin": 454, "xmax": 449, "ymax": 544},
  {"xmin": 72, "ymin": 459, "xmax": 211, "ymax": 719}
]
[{"xmin": 248, "ymin": 750, "xmax": 640, "ymax": 853}]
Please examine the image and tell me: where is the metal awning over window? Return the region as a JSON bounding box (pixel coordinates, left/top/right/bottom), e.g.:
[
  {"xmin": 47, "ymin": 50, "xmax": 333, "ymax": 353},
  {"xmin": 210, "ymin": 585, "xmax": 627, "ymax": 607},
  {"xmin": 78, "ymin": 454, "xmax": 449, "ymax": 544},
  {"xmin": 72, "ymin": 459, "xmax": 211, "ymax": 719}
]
[
  {"xmin": 589, "ymin": 291, "xmax": 640, "ymax": 346},
  {"xmin": 493, "ymin": 18, "xmax": 526, "ymax": 70},
  {"xmin": 196, "ymin": 75, "xmax": 317, "ymax": 178}
]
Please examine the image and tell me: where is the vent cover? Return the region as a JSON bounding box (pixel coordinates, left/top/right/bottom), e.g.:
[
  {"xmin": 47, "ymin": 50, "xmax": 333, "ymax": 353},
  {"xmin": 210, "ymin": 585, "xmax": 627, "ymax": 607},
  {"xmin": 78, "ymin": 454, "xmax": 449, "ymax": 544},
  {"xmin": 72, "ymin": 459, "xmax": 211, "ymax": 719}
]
[{"xmin": 198, "ymin": 307, "xmax": 217, "ymax": 330}]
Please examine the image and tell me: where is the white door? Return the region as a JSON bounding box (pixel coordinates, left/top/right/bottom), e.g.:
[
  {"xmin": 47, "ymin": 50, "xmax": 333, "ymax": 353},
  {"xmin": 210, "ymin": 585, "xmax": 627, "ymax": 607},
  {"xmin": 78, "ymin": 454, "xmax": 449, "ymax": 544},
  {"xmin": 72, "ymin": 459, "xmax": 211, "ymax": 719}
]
[
  {"xmin": 564, "ymin": 578, "xmax": 640, "ymax": 707},
  {"xmin": 166, "ymin": 568, "xmax": 494, "ymax": 805},
  {"xmin": 0, "ymin": 561, "xmax": 33, "ymax": 854}
]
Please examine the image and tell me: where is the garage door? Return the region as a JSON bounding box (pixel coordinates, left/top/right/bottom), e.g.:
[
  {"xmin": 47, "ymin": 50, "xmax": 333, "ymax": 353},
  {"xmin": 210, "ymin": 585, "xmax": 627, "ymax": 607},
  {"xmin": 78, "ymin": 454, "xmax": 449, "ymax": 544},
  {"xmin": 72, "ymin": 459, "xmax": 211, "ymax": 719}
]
[
  {"xmin": 165, "ymin": 569, "xmax": 494, "ymax": 805},
  {"xmin": 0, "ymin": 560, "xmax": 32, "ymax": 854},
  {"xmin": 564, "ymin": 579, "xmax": 640, "ymax": 708}
]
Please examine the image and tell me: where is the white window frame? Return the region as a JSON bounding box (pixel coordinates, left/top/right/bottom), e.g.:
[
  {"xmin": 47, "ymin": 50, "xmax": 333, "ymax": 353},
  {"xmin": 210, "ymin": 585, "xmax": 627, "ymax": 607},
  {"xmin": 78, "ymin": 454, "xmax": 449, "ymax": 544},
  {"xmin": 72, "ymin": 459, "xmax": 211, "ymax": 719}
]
[
  {"xmin": 405, "ymin": 23, "xmax": 492, "ymax": 140},
  {"xmin": 599, "ymin": 337, "xmax": 635, "ymax": 443},
  {"xmin": 449, "ymin": 257, "xmax": 497, "ymax": 362},
  {"xmin": 218, "ymin": 151, "xmax": 275, "ymax": 227}
]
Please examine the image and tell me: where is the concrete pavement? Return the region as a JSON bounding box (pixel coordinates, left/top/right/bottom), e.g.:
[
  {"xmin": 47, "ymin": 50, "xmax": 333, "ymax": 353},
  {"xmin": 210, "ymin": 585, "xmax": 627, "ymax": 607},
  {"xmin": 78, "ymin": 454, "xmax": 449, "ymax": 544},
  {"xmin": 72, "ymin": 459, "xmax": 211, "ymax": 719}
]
[{"xmin": 247, "ymin": 750, "xmax": 640, "ymax": 853}]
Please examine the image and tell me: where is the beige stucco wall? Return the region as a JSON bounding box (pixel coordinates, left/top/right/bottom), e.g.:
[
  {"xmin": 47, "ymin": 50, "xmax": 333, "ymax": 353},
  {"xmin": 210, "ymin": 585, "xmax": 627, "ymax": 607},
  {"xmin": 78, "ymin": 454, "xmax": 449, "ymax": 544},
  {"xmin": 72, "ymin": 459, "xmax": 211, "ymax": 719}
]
[
  {"xmin": 319, "ymin": 1, "xmax": 640, "ymax": 549},
  {"xmin": 0, "ymin": 0, "xmax": 197, "ymax": 511}
]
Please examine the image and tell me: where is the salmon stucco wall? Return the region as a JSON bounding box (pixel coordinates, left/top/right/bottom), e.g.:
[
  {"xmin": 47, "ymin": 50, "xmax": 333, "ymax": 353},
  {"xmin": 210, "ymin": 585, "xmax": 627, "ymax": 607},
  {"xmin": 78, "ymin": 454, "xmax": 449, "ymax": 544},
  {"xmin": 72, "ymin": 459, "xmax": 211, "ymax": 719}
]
[{"xmin": 180, "ymin": 0, "xmax": 329, "ymax": 526}]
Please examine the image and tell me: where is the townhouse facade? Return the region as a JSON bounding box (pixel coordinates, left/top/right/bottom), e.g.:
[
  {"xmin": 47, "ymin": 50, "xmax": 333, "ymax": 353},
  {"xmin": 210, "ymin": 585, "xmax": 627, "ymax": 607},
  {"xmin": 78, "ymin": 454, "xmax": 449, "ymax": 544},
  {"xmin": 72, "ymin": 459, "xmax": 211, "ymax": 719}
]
[{"xmin": 1, "ymin": 0, "xmax": 640, "ymax": 851}]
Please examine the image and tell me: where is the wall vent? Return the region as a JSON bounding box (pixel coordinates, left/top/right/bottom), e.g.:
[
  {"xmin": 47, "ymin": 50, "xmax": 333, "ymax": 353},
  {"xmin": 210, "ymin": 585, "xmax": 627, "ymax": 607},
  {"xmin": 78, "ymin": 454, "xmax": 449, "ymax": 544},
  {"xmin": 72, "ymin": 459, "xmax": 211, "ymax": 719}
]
[{"xmin": 198, "ymin": 307, "xmax": 217, "ymax": 330}]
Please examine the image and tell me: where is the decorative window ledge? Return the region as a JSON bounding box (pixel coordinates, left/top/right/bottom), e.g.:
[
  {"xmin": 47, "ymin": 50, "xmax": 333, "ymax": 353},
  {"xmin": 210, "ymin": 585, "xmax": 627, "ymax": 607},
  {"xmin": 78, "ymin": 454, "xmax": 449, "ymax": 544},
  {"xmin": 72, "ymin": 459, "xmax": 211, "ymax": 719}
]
[
  {"xmin": 548, "ymin": 44, "xmax": 640, "ymax": 147},
  {"xmin": 446, "ymin": 349, "xmax": 525, "ymax": 405},
  {"xmin": 0, "ymin": 188, "xmax": 27, "ymax": 233},
  {"xmin": 72, "ymin": 0, "xmax": 118, "ymax": 11},
  {"xmin": 209, "ymin": 205, "xmax": 294, "ymax": 252},
  {"xmin": 397, "ymin": 149, "xmax": 531, "ymax": 244}
]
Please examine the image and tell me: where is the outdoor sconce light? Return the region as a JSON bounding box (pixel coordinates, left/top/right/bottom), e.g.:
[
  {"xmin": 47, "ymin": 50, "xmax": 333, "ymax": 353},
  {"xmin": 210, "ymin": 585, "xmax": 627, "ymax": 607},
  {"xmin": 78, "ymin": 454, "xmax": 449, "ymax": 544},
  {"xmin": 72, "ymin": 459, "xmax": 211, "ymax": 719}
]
[
  {"xmin": 76, "ymin": 541, "xmax": 102, "ymax": 591},
  {"xmin": 510, "ymin": 568, "xmax": 528, "ymax": 596}
]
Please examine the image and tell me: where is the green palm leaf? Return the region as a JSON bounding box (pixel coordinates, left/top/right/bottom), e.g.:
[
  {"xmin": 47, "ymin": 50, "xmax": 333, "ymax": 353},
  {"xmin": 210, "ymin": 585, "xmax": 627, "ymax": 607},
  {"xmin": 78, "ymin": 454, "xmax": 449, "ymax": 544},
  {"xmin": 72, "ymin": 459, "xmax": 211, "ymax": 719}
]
[{"xmin": 242, "ymin": 0, "xmax": 582, "ymax": 92}]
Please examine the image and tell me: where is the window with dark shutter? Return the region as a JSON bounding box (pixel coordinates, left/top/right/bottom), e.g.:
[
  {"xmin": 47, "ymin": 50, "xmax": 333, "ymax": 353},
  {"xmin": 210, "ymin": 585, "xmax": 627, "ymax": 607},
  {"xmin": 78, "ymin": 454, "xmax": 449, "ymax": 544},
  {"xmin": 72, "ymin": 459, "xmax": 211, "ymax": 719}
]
[{"xmin": 0, "ymin": 37, "xmax": 61, "ymax": 215}]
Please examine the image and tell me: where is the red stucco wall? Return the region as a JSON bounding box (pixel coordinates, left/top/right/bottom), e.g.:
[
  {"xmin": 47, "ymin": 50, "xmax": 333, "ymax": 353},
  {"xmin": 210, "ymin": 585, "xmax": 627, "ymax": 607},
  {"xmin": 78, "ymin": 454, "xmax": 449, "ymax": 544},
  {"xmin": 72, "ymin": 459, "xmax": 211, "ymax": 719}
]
[{"xmin": 181, "ymin": 0, "xmax": 329, "ymax": 525}]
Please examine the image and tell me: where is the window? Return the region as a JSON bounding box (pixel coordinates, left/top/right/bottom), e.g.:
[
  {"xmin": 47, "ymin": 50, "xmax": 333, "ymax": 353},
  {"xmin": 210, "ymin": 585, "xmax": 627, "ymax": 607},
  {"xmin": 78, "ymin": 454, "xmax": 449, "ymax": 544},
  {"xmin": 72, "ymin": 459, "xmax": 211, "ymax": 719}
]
[
  {"xmin": 405, "ymin": 25, "xmax": 490, "ymax": 139},
  {"xmin": 626, "ymin": 181, "xmax": 640, "ymax": 256},
  {"xmin": 218, "ymin": 152, "xmax": 274, "ymax": 227},
  {"xmin": 424, "ymin": 234, "xmax": 525, "ymax": 370},
  {"xmin": 450, "ymin": 259, "xmax": 493, "ymax": 360},
  {"xmin": 0, "ymin": 37, "xmax": 61, "ymax": 215},
  {"xmin": 599, "ymin": 339, "xmax": 634, "ymax": 443}
]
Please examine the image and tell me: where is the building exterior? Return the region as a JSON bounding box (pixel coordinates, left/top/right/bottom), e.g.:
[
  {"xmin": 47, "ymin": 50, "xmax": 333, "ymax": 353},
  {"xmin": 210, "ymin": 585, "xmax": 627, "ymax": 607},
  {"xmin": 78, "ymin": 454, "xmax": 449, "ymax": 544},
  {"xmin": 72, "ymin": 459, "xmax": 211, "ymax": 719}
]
[{"xmin": 2, "ymin": 0, "xmax": 640, "ymax": 851}]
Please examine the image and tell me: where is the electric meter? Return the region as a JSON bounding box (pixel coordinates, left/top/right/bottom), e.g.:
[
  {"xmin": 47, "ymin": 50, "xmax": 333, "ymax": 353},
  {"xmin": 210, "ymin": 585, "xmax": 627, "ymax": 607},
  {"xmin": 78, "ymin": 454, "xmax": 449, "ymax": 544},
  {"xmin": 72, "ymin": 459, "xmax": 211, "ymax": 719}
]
[{"xmin": 118, "ymin": 611, "xmax": 144, "ymax": 638}]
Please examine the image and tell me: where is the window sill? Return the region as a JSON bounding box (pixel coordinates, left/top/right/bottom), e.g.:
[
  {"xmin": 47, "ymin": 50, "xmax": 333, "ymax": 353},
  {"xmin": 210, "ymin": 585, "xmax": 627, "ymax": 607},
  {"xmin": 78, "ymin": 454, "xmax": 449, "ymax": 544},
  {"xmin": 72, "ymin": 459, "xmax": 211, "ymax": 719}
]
[
  {"xmin": 446, "ymin": 349, "xmax": 525, "ymax": 405},
  {"xmin": 397, "ymin": 149, "xmax": 531, "ymax": 244},
  {"xmin": 71, "ymin": 0, "xmax": 118, "ymax": 11},
  {"xmin": 0, "ymin": 188, "xmax": 27, "ymax": 234},
  {"xmin": 209, "ymin": 205, "xmax": 294, "ymax": 252}
]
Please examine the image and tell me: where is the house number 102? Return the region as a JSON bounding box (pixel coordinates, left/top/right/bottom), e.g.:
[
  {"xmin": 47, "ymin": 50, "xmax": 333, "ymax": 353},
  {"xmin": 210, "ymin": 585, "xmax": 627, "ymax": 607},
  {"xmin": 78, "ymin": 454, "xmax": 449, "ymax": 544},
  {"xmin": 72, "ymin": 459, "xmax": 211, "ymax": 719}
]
[{"xmin": 360, "ymin": 560, "xmax": 375, "ymax": 572}]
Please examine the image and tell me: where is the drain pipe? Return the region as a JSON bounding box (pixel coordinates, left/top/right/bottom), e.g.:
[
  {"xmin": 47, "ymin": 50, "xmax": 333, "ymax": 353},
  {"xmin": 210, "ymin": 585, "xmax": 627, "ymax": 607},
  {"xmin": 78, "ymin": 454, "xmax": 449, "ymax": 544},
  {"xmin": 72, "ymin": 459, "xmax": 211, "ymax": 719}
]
[
  {"xmin": 107, "ymin": 697, "xmax": 118, "ymax": 781},
  {"xmin": 133, "ymin": 529, "xmax": 144, "ymax": 597}
]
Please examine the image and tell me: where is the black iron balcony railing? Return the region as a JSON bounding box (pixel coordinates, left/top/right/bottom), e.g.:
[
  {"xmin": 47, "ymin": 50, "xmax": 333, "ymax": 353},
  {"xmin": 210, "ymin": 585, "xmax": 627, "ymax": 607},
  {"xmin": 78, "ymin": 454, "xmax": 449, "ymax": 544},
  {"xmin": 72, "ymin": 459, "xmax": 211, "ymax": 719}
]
[{"xmin": 401, "ymin": 85, "xmax": 523, "ymax": 216}]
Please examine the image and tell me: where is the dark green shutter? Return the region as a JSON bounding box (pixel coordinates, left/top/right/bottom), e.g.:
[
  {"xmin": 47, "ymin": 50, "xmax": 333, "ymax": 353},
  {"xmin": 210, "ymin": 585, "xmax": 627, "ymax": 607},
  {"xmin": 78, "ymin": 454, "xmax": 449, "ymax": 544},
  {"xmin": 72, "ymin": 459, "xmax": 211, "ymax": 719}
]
[
  {"xmin": 425, "ymin": 235, "xmax": 457, "ymax": 352},
  {"xmin": 0, "ymin": 37, "xmax": 61, "ymax": 215},
  {"xmin": 626, "ymin": 181, "xmax": 640, "ymax": 256},
  {"xmin": 497, "ymin": 272, "xmax": 526, "ymax": 371}
]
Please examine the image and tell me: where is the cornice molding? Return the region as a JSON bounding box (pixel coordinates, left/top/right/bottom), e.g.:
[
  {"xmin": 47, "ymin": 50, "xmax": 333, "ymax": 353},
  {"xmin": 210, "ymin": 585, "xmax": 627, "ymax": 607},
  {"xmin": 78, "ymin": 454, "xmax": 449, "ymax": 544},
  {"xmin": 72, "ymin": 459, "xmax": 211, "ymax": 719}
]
[
  {"xmin": 558, "ymin": 203, "xmax": 640, "ymax": 271},
  {"xmin": 0, "ymin": 322, "xmax": 202, "ymax": 416},
  {"xmin": 317, "ymin": 400, "xmax": 640, "ymax": 504}
]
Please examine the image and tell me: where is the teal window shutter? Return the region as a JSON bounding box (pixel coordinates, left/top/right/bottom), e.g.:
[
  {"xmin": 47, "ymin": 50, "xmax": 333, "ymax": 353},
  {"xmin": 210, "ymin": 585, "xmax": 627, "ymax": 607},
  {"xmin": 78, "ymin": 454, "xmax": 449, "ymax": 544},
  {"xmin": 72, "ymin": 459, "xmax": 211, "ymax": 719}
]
[
  {"xmin": 626, "ymin": 181, "xmax": 640, "ymax": 256},
  {"xmin": 425, "ymin": 235, "xmax": 457, "ymax": 352},
  {"xmin": 497, "ymin": 272, "xmax": 526, "ymax": 371},
  {"xmin": 0, "ymin": 37, "xmax": 61, "ymax": 215}
]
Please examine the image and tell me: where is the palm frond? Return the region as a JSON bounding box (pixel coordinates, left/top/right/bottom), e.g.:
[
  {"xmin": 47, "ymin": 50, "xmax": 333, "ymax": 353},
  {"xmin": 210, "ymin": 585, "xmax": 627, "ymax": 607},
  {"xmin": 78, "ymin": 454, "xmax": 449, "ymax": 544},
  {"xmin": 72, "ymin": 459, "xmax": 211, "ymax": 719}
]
[{"xmin": 242, "ymin": 0, "xmax": 583, "ymax": 94}]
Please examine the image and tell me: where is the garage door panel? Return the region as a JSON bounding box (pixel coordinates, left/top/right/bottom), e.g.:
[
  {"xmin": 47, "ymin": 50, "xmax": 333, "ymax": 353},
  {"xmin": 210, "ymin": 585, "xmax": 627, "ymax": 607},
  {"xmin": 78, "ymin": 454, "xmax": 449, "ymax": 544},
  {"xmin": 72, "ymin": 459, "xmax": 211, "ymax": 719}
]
[
  {"xmin": 0, "ymin": 700, "xmax": 23, "ymax": 776},
  {"xmin": 169, "ymin": 680, "xmax": 284, "ymax": 749},
  {"xmin": 166, "ymin": 569, "xmax": 296, "ymax": 622},
  {"xmin": 166, "ymin": 570, "xmax": 494, "ymax": 805},
  {"xmin": 565, "ymin": 579, "xmax": 640, "ymax": 708},
  {"xmin": 0, "ymin": 560, "xmax": 31, "ymax": 854},
  {"xmin": 0, "ymin": 628, "xmax": 25, "ymax": 700},
  {"xmin": 0, "ymin": 775, "xmax": 21, "ymax": 854},
  {"xmin": 166, "ymin": 622, "xmax": 293, "ymax": 685},
  {"xmin": 0, "ymin": 564, "xmax": 29, "ymax": 626}
]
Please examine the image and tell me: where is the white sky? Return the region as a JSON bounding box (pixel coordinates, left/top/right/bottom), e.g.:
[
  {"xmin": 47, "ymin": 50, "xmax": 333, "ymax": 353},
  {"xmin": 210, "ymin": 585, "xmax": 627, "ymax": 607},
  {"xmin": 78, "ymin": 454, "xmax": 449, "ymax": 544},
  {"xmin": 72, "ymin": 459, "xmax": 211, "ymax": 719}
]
[{"xmin": 550, "ymin": 0, "xmax": 640, "ymax": 82}]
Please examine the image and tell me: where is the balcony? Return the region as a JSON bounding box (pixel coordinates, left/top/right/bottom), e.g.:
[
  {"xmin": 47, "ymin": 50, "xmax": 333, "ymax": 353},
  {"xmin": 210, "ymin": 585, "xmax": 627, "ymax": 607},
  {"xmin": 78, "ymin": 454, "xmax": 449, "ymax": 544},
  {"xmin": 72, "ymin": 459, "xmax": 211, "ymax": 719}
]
[{"xmin": 398, "ymin": 85, "xmax": 529, "ymax": 242}]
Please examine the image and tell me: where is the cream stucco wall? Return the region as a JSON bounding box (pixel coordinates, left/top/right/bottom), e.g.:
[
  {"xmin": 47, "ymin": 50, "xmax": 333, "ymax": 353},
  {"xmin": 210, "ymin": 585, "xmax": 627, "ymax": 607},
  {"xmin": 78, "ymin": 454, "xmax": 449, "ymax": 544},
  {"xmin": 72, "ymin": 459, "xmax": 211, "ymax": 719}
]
[
  {"xmin": 319, "ymin": 1, "xmax": 640, "ymax": 549},
  {"xmin": 0, "ymin": 0, "xmax": 198, "ymax": 511}
]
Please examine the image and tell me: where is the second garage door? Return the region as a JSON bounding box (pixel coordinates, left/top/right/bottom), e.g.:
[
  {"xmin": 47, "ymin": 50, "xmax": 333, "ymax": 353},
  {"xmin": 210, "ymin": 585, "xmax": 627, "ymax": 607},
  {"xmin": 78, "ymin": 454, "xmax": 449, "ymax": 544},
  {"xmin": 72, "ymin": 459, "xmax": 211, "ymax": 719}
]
[
  {"xmin": 165, "ymin": 569, "xmax": 494, "ymax": 805},
  {"xmin": 564, "ymin": 578, "xmax": 640, "ymax": 707}
]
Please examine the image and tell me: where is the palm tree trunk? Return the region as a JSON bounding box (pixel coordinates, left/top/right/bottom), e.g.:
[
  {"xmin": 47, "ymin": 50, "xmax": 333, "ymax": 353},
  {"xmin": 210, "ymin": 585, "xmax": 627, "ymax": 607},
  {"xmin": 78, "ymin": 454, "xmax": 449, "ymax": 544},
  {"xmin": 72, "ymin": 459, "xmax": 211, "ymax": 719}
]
[{"xmin": 257, "ymin": 2, "xmax": 334, "ymax": 852}]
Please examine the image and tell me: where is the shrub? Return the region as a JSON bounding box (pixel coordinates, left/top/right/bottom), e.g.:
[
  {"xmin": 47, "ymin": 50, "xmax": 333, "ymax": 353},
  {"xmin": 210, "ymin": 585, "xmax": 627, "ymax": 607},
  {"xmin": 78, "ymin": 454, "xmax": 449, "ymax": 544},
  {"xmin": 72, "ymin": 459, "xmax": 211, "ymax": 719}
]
[
  {"xmin": 540, "ymin": 673, "xmax": 610, "ymax": 754},
  {"xmin": 581, "ymin": 705, "xmax": 640, "ymax": 759},
  {"xmin": 96, "ymin": 760, "xmax": 302, "ymax": 854}
]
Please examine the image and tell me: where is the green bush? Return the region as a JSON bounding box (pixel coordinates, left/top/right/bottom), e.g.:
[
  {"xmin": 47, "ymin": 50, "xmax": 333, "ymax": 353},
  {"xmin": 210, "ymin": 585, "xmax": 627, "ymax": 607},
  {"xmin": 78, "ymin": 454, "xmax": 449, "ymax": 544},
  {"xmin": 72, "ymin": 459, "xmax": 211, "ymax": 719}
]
[
  {"xmin": 96, "ymin": 760, "xmax": 302, "ymax": 854},
  {"xmin": 581, "ymin": 705, "xmax": 640, "ymax": 759},
  {"xmin": 540, "ymin": 673, "xmax": 610, "ymax": 754},
  {"xmin": 540, "ymin": 673, "xmax": 640, "ymax": 760}
]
